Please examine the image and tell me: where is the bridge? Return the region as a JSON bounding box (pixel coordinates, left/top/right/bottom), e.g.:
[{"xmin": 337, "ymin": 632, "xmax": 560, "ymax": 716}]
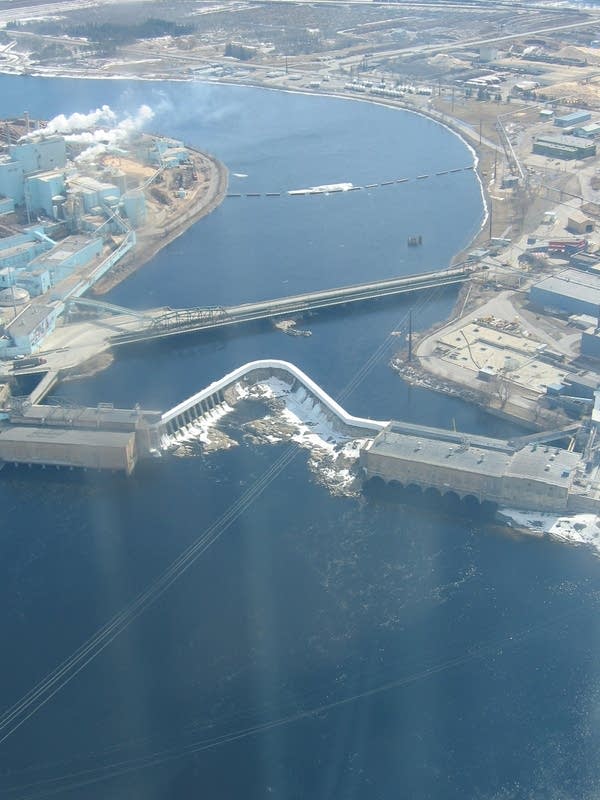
[{"xmin": 109, "ymin": 265, "xmax": 476, "ymax": 345}]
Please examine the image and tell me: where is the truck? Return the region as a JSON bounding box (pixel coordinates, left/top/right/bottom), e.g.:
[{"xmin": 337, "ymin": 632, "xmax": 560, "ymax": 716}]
[{"xmin": 11, "ymin": 356, "xmax": 47, "ymax": 371}]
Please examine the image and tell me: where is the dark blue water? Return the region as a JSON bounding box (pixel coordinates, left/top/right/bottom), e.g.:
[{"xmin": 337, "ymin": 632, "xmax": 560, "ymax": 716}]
[{"xmin": 1, "ymin": 77, "xmax": 600, "ymax": 800}]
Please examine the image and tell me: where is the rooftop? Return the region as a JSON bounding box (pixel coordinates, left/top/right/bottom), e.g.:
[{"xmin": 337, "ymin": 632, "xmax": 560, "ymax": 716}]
[
  {"xmin": 369, "ymin": 424, "xmax": 582, "ymax": 487},
  {"xmin": 533, "ymin": 268, "xmax": 600, "ymax": 305},
  {"xmin": 6, "ymin": 304, "xmax": 55, "ymax": 336}
]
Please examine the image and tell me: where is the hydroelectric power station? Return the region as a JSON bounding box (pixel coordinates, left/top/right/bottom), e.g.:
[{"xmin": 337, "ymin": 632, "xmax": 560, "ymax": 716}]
[{"xmin": 1, "ymin": 359, "xmax": 599, "ymax": 515}]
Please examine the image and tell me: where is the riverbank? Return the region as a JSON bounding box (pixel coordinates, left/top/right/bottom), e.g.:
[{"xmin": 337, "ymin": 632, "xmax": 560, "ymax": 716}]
[{"xmin": 92, "ymin": 148, "xmax": 228, "ymax": 295}]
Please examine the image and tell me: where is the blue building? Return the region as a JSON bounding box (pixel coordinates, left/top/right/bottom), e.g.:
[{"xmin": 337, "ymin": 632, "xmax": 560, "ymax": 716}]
[
  {"xmin": 69, "ymin": 176, "xmax": 121, "ymax": 213},
  {"xmin": 3, "ymin": 303, "xmax": 59, "ymax": 355},
  {"xmin": 149, "ymin": 138, "xmax": 189, "ymax": 167},
  {"xmin": 0, "ymin": 157, "xmax": 25, "ymax": 204},
  {"xmin": 0, "ymin": 136, "xmax": 67, "ymax": 208},
  {"xmin": 530, "ymin": 269, "xmax": 600, "ymax": 317},
  {"xmin": 0, "ymin": 196, "xmax": 14, "ymax": 215},
  {"xmin": 0, "ymin": 231, "xmax": 52, "ymax": 271},
  {"xmin": 28, "ymin": 235, "xmax": 103, "ymax": 285},
  {"xmin": 555, "ymin": 110, "xmax": 592, "ymax": 128},
  {"xmin": 17, "ymin": 269, "xmax": 51, "ymax": 297},
  {"xmin": 26, "ymin": 170, "xmax": 66, "ymax": 217},
  {"xmin": 9, "ymin": 136, "xmax": 66, "ymax": 173}
]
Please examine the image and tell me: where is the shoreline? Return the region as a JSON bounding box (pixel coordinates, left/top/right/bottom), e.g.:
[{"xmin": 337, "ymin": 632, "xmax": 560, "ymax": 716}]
[
  {"xmin": 92, "ymin": 149, "xmax": 229, "ymax": 295},
  {"xmin": 1, "ymin": 69, "xmax": 495, "ymax": 296}
]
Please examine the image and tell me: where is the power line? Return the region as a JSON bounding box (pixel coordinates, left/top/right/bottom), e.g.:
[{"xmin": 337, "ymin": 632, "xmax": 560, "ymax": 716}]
[{"xmin": 0, "ymin": 279, "xmax": 454, "ymax": 746}]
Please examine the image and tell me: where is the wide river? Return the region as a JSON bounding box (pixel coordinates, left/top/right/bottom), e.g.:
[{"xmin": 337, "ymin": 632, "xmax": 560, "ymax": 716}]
[{"xmin": 1, "ymin": 77, "xmax": 600, "ymax": 800}]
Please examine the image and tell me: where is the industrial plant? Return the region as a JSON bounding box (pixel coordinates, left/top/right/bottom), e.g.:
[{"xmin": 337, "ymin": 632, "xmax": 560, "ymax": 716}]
[{"xmin": 0, "ymin": 113, "xmax": 199, "ymax": 357}]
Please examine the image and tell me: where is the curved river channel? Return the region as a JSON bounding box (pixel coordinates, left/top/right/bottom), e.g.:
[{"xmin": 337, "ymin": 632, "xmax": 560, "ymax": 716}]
[{"xmin": 1, "ymin": 77, "xmax": 600, "ymax": 800}]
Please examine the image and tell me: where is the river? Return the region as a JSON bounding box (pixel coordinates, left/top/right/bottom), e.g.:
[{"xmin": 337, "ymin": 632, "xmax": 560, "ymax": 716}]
[{"xmin": 1, "ymin": 76, "xmax": 600, "ymax": 800}]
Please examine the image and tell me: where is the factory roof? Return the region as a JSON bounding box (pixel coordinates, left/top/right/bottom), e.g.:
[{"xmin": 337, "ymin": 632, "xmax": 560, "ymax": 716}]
[
  {"xmin": 0, "ymin": 426, "xmax": 135, "ymax": 448},
  {"xmin": 533, "ymin": 268, "xmax": 600, "ymax": 305},
  {"xmin": 69, "ymin": 176, "xmax": 119, "ymax": 192},
  {"xmin": 506, "ymin": 446, "xmax": 580, "ymax": 486},
  {"xmin": 29, "ymin": 235, "xmax": 101, "ymax": 265},
  {"xmin": 371, "ymin": 429, "xmax": 510, "ymax": 478},
  {"xmin": 6, "ymin": 303, "xmax": 55, "ymax": 336},
  {"xmin": 370, "ymin": 424, "xmax": 581, "ymax": 486},
  {"xmin": 567, "ymin": 210, "xmax": 593, "ymax": 224},
  {"xmin": 556, "ymin": 110, "xmax": 592, "ymax": 122},
  {"xmin": 575, "ymin": 123, "xmax": 600, "ymax": 133},
  {"xmin": 27, "ymin": 169, "xmax": 64, "ymax": 183},
  {"xmin": 535, "ymin": 134, "xmax": 596, "ymax": 148},
  {"xmin": 16, "ymin": 405, "xmax": 162, "ymax": 428}
]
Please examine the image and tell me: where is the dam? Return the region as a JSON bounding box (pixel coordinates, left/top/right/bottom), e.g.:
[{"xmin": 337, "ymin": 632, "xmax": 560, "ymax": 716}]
[{"xmin": 1, "ymin": 360, "xmax": 599, "ymax": 515}]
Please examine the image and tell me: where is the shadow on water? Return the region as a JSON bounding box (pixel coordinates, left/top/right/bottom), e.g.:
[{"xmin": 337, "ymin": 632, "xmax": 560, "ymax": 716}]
[
  {"xmin": 114, "ymin": 285, "xmax": 459, "ymax": 355},
  {"xmin": 363, "ymin": 475, "xmax": 498, "ymax": 523},
  {"xmin": 9, "ymin": 370, "xmax": 47, "ymax": 397}
]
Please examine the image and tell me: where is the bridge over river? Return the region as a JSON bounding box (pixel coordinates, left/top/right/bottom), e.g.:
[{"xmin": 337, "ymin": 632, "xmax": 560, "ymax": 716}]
[{"xmin": 73, "ymin": 264, "xmax": 476, "ymax": 346}]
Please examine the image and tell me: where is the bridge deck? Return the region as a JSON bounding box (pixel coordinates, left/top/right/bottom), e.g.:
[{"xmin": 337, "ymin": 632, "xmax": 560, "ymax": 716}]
[{"xmin": 111, "ymin": 266, "xmax": 475, "ymax": 345}]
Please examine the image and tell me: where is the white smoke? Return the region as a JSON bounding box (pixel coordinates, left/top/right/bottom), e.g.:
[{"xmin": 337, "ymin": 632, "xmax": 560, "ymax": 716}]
[
  {"xmin": 43, "ymin": 104, "xmax": 117, "ymax": 135},
  {"xmin": 21, "ymin": 103, "xmax": 155, "ymax": 161},
  {"xmin": 64, "ymin": 104, "xmax": 155, "ymax": 162}
]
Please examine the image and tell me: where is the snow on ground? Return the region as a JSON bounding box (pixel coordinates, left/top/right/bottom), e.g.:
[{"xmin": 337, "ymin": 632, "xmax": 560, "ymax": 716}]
[
  {"xmin": 502, "ymin": 508, "xmax": 600, "ymax": 556},
  {"xmin": 241, "ymin": 378, "xmax": 369, "ymax": 493}
]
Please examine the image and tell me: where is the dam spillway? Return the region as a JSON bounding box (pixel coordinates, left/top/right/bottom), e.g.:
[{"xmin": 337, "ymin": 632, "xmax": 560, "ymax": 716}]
[{"xmin": 0, "ymin": 359, "xmax": 598, "ymax": 516}]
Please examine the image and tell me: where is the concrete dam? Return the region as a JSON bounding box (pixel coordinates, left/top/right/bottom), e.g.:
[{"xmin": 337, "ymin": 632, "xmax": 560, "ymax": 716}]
[{"xmin": 0, "ymin": 359, "xmax": 597, "ymax": 515}]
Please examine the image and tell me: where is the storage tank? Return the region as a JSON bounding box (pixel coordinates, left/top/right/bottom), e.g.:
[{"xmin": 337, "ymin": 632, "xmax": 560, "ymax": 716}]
[
  {"xmin": 122, "ymin": 190, "xmax": 147, "ymax": 229},
  {"xmin": 0, "ymin": 286, "xmax": 30, "ymax": 306}
]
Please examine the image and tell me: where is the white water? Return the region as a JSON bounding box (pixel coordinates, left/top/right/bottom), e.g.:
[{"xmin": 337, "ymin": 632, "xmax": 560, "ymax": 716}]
[
  {"xmin": 160, "ymin": 402, "xmax": 234, "ymax": 450},
  {"xmin": 161, "ymin": 376, "xmax": 371, "ymax": 493}
]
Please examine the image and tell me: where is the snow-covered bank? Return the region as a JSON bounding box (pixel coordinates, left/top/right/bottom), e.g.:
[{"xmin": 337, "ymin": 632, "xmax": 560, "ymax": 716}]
[{"xmin": 502, "ymin": 509, "xmax": 600, "ymax": 556}]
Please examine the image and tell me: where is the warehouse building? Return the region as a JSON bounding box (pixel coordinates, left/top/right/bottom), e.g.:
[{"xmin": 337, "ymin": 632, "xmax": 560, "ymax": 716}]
[
  {"xmin": 530, "ymin": 269, "xmax": 600, "ymax": 316},
  {"xmin": 567, "ymin": 211, "xmax": 595, "ymax": 235},
  {"xmin": 27, "ymin": 235, "xmax": 103, "ymax": 284},
  {"xmin": 3, "ymin": 303, "xmax": 58, "ymax": 354},
  {"xmin": 26, "ymin": 170, "xmax": 66, "ymax": 218},
  {"xmin": 555, "ymin": 110, "xmax": 592, "ymax": 128},
  {"xmin": 533, "ymin": 134, "xmax": 596, "ymax": 160},
  {"xmin": 573, "ymin": 122, "xmax": 600, "ymax": 139},
  {"xmin": 361, "ymin": 422, "xmax": 582, "ymax": 513}
]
